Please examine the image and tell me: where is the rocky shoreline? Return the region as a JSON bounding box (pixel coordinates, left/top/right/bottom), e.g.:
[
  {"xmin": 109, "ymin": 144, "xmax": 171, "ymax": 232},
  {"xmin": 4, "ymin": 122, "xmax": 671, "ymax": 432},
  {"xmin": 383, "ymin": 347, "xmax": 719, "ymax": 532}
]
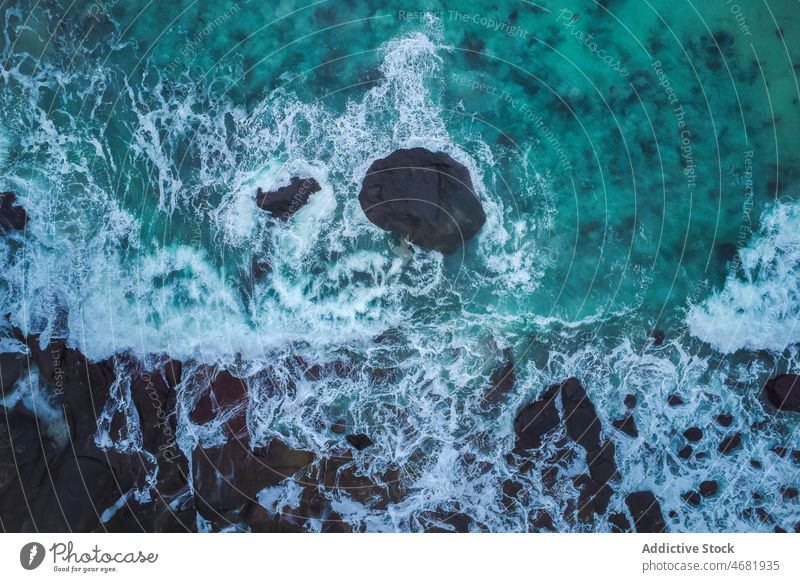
[{"xmin": 1, "ymin": 330, "xmax": 799, "ymax": 532}]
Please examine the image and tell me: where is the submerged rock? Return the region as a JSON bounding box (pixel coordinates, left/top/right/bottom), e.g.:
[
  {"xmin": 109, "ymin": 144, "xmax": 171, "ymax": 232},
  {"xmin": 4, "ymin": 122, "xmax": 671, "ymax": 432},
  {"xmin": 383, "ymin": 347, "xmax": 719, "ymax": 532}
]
[
  {"xmin": 0, "ymin": 192, "xmax": 28, "ymax": 232},
  {"xmin": 256, "ymin": 176, "xmax": 321, "ymax": 219},
  {"xmin": 764, "ymin": 374, "xmax": 800, "ymax": 412},
  {"xmin": 625, "ymin": 491, "xmax": 667, "ymax": 533},
  {"xmin": 358, "ymin": 148, "xmax": 486, "ymax": 254}
]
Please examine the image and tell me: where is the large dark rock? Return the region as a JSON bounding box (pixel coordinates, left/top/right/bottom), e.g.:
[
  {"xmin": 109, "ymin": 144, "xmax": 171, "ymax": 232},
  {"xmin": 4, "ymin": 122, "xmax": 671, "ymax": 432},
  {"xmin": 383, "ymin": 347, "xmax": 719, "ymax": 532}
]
[
  {"xmin": 31, "ymin": 455, "xmax": 120, "ymax": 532},
  {"xmin": 358, "ymin": 148, "xmax": 486, "ymax": 254},
  {"xmin": 514, "ymin": 388, "xmax": 560, "ymax": 450},
  {"xmin": 561, "ymin": 378, "xmax": 602, "ymax": 451},
  {"xmin": 23, "ymin": 337, "xmax": 116, "ymax": 449},
  {"xmin": 764, "ymin": 374, "xmax": 800, "ymax": 412},
  {"xmin": 0, "ymin": 192, "xmax": 28, "ymax": 232},
  {"xmin": 625, "ymin": 491, "xmax": 667, "ymax": 533},
  {"xmin": 256, "ymin": 176, "xmax": 321, "ymax": 220},
  {"xmin": 130, "ymin": 362, "xmax": 188, "ymax": 498}
]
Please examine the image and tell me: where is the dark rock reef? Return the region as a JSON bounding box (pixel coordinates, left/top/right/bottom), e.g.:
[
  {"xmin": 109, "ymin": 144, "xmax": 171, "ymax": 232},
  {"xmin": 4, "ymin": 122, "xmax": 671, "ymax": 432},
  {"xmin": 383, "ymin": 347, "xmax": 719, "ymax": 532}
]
[
  {"xmin": 358, "ymin": 148, "xmax": 486, "ymax": 254},
  {"xmin": 256, "ymin": 176, "xmax": 321, "ymax": 219},
  {"xmin": 0, "ymin": 191, "xmax": 28, "ymax": 233},
  {"xmin": 763, "ymin": 374, "xmax": 800, "ymax": 412},
  {"xmin": 625, "ymin": 491, "xmax": 667, "ymax": 533},
  {"xmin": 513, "ymin": 378, "xmax": 621, "ymax": 524}
]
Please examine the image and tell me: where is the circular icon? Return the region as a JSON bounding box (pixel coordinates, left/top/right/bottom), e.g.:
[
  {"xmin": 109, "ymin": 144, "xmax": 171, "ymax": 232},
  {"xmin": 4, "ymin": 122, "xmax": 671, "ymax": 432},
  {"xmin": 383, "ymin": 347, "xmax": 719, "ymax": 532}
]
[{"xmin": 19, "ymin": 542, "xmax": 46, "ymax": 570}]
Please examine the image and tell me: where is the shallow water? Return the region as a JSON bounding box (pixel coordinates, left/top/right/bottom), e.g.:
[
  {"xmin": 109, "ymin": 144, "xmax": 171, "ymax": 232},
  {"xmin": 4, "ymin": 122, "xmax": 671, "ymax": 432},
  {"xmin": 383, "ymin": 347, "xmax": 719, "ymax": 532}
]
[{"xmin": 1, "ymin": 0, "xmax": 799, "ymax": 531}]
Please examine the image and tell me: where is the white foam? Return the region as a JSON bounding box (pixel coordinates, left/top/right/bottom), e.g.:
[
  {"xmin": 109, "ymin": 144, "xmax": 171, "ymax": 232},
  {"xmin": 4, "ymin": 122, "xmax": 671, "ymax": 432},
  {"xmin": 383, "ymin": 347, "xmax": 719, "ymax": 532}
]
[{"xmin": 688, "ymin": 200, "xmax": 800, "ymax": 353}]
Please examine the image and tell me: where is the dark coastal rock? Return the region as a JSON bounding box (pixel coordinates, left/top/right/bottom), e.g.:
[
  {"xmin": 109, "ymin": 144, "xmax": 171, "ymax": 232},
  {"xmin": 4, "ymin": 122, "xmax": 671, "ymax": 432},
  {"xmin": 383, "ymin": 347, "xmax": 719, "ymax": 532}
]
[
  {"xmin": 313, "ymin": 454, "xmax": 403, "ymax": 510},
  {"xmin": 624, "ymin": 394, "xmax": 637, "ymax": 409},
  {"xmin": 330, "ymin": 419, "xmax": 347, "ymax": 434},
  {"xmin": 530, "ymin": 510, "xmax": 556, "ymax": 532},
  {"xmin": 682, "ymin": 491, "xmax": 702, "ymax": 506},
  {"xmin": 678, "ymin": 445, "xmax": 693, "ymax": 459},
  {"xmin": 358, "ymin": 148, "xmax": 486, "ymax": 254},
  {"xmin": 0, "ymin": 411, "xmax": 60, "ymax": 529},
  {"xmin": 667, "ymin": 393, "xmax": 685, "ymax": 406},
  {"xmin": 515, "ymin": 378, "xmax": 619, "ymax": 523},
  {"xmin": 770, "ymin": 447, "xmax": 800, "ymax": 463},
  {"xmin": 416, "ymin": 506, "xmax": 486, "ymax": 532},
  {"xmin": 346, "ymin": 433, "xmax": 374, "ymax": 450},
  {"xmin": 575, "ymin": 476, "xmax": 614, "ymax": 521},
  {"xmin": 715, "ymin": 413, "xmax": 734, "ymax": 427},
  {"xmin": 781, "ymin": 486, "xmax": 798, "ymax": 500},
  {"xmin": 743, "ymin": 506, "xmax": 774, "ymax": 525},
  {"xmin": 587, "ymin": 441, "xmax": 619, "ymax": 484},
  {"xmin": 189, "ymin": 369, "xmax": 248, "ymax": 437},
  {"xmin": 545, "ymin": 378, "xmax": 619, "ymax": 522},
  {"xmin": 256, "ymin": 176, "xmax": 321, "ymax": 219},
  {"xmin": 683, "ymin": 427, "xmax": 703, "ymax": 442},
  {"xmin": 193, "ymin": 438, "xmax": 314, "ymax": 523},
  {"xmin": 130, "ymin": 362, "xmax": 187, "ymax": 496},
  {"xmin": 245, "ymin": 502, "xmax": 306, "ymax": 533},
  {"xmin": 700, "ymin": 480, "xmax": 719, "ymax": 497},
  {"xmin": 561, "ymin": 378, "xmax": 602, "ymax": 450},
  {"xmin": 0, "ymin": 191, "xmax": 28, "ymax": 232},
  {"xmin": 0, "ymin": 351, "xmax": 27, "ymax": 394},
  {"xmin": 25, "ymin": 338, "xmax": 116, "ymax": 448},
  {"xmin": 625, "ymin": 491, "xmax": 667, "ymax": 533},
  {"xmin": 513, "ymin": 389, "xmax": 560, "ymax": 450},
  {"xmin": 608, "ymin": 512, "xmax": 631, "ymax": 532},
  {"xmin": 612, "ymin": 415, "xmax": 638, "ymax": 437},
  {"xmin": 501, "ymin": 479, "xmax": 524, "ymax": 510},
  {"xmin": 485, "ymin": 357, "xmax": 515, "ymax": 406},
  {"xmin": 651, "ymin": 330, "xmax": 665, "ymax": 346},
  {"xmin": 718, "ymin": 433, "xmax": 742, "ymax": 455},
  {"xmin": 764, "ymin": 374, "xmax": 800, "ymax": 412},
  {"xmin": 33, "ymin": 454, "xmax": 120, "ymax": 532}
]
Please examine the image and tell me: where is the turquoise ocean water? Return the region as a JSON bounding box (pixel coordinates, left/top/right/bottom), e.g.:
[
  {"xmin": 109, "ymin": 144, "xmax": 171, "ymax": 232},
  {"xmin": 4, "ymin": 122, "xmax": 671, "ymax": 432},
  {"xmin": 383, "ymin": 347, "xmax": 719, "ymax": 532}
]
[{"xmin": 1, "ymin": 0, "xmax": 799, "ymax": 531}]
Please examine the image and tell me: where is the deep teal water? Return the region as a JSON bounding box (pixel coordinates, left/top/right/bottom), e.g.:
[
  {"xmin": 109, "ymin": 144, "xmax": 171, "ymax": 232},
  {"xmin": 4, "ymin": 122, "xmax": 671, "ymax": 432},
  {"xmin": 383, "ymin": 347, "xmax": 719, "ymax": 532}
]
[{"xmin": 1, "ymin": 0, "xmax": 799, "ymax": 531}]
